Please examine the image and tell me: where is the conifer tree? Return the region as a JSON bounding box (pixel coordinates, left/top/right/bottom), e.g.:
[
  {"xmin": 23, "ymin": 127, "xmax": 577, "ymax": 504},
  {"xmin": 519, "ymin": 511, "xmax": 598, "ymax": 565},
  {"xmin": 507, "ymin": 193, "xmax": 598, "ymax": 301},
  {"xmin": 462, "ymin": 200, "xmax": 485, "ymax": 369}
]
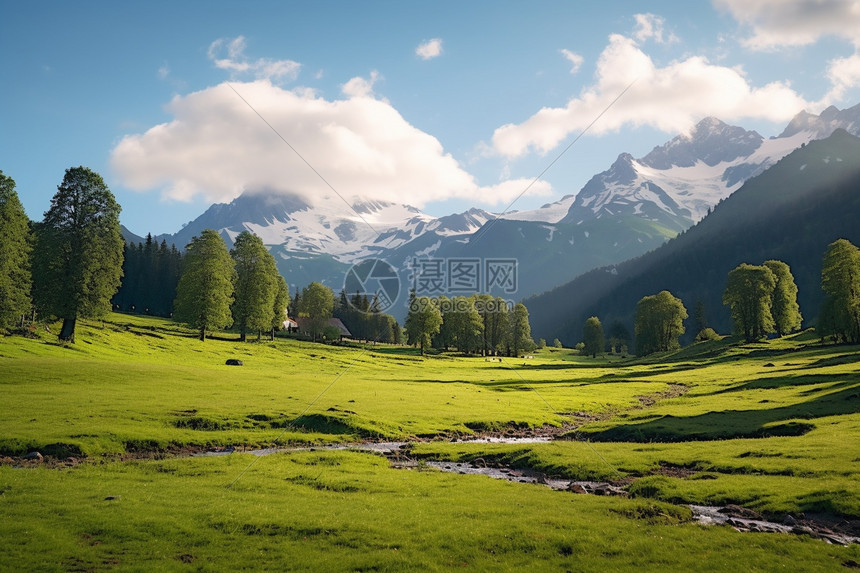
[
  {"xmin": 270, "ymin": 274, "xmax": 289, "ymax": 340},
  {"xmin": 0, "ymin": 171, "xmax": 32, "ymax": 331},
  {"xmin": 32, "ymin": 167, "xmax": 123, "ymax": 342},
  {"xmin": 173, "ymin": 229, "xmax": 236, "ymax": 341},
  {"xmin": 230, "ymin": 231, "xmax": 280, "ymax": 341}
]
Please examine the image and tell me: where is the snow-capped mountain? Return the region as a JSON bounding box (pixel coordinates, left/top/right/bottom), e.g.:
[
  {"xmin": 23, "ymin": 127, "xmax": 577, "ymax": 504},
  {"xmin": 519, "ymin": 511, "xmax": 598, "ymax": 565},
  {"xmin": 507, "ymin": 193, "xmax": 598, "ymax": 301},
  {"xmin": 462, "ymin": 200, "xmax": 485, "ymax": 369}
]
[
  {"xmin": 560, "ymin": 103, "xmax": 860, "ymax": 231},
  {"xmin": 142, "ymin": 103, "xmax": 860, "ymax": 316}
]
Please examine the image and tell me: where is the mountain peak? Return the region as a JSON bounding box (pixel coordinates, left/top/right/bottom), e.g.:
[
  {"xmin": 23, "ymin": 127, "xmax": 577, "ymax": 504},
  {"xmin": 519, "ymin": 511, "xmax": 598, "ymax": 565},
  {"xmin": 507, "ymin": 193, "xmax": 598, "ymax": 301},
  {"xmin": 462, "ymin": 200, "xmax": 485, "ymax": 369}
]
[
  {"xmin": 641, "ymin": 119, "xmax": 762, "ymax": 169},
  {"xmin": 778, "ymin": 103, "xmax": 860, "ymax": 139}
]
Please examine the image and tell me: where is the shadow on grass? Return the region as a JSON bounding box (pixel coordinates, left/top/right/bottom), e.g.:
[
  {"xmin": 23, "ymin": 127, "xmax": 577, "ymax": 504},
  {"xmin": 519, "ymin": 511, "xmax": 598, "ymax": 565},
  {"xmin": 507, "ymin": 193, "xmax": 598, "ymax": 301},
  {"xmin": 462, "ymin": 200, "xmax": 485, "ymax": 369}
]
[
  {"xmin": 702, "ymin": 372, "xmax": 858, "ymax": 396},
  {"xmin": 582, "ymin": 386, "xmax": 860, "ymax": 443}
]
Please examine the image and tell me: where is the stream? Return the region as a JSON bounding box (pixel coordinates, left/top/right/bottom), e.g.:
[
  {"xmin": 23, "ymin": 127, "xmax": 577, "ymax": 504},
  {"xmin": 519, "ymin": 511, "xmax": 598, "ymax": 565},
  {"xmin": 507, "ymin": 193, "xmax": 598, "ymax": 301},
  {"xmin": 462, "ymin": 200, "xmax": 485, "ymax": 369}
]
[{"xmin": 194, "ymin": 439, "xmax": 859, "ymax": 545}]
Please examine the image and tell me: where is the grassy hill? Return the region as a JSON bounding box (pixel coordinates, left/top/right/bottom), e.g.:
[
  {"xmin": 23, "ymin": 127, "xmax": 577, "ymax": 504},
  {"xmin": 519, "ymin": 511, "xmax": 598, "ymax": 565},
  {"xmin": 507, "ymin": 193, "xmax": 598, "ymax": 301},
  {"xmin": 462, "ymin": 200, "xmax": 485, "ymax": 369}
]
[{"xmin": 1, "ymin": 315, "xmax": 858, "ymax": 570}]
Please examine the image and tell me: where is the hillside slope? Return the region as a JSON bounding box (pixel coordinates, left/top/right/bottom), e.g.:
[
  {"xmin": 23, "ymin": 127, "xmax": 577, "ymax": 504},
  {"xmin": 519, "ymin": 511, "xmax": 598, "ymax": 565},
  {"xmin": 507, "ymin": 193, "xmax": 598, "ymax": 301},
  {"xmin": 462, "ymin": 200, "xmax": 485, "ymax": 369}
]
[{"xmin": 526, "ymin": 129, "xmax": 860, "ymax": 344}]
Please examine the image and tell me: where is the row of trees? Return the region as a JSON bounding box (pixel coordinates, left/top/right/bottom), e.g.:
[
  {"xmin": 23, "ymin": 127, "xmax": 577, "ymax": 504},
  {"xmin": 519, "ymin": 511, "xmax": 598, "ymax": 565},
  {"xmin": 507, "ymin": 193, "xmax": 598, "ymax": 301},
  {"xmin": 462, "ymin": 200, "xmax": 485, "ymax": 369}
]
[
  {"xmin": 112, "ymin": 234, "xmax": 183, "ymax": 317},
  {"xmin": 404, "ymin": 293, "xmax": 533, "ymax": 356},
  {"xmin": 583, "ymin": 242, "xmax": 858, "ymax": 355},
  {"xmin": 583, "ymin": 291, "xmax": 688, "ymax": 358},
  {"xmin": 0, "ymin": 168, "xmax": 124, "ymax": 341},
  {"xmin": 174, "ymin": 230, "xmax": 289, "ymax": 341}
]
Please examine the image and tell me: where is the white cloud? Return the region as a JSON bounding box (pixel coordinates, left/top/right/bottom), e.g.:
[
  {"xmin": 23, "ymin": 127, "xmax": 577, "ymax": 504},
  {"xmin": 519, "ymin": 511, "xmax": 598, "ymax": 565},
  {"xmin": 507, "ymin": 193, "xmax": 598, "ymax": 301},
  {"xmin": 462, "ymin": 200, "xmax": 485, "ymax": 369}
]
[
  {"xmin": 416, "ymin": 38, "xmax": 443, "ymax": 60},
  {"xmin": 207, "ymin": 35, "xmax": 301, "ymax": 82},
  {"xmin": 341, "ymin": 70, "xmax": 380, "ymax": 98},
  {"xmin": 559, "ymin": 49, "xmax": 584, "ymax": 74},
  {"xmin": 157, "ymin": 64, "xmax": 170, "ymax": 80},
  {"xmin": 633, "ymin": 13, "xmax": 678, "ymax": 44},
  {"xmin": 714, "ymin": 0, "xmax": 860, "ymax": 49},
  {"xmin": 826, "ymin": 51, "xmax": 860, "ymax": 101},
  {"xmin": 491, "ymin": 32, "xmax": 812, "ymax": 158},
  {"xmin": 110, "ymin": 79, "xmax": 550, "ymax": 208}
]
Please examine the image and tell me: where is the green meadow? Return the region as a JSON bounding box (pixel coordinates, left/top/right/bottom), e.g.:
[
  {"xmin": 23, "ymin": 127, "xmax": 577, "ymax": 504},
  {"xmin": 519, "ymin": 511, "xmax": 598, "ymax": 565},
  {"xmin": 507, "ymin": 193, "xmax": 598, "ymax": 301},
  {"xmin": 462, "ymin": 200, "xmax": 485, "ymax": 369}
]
[{"xmin": 1, "ymin": 314, "xmax": 858, "ymax": 571}]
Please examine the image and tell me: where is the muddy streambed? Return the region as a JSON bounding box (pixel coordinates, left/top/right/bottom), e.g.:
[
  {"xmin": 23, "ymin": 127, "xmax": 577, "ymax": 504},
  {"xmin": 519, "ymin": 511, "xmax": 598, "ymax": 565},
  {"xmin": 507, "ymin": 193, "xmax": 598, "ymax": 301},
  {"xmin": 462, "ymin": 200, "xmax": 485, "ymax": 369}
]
[{"xmin": 194, "ymin": 439, "xmax": 859, "ymax": 546}]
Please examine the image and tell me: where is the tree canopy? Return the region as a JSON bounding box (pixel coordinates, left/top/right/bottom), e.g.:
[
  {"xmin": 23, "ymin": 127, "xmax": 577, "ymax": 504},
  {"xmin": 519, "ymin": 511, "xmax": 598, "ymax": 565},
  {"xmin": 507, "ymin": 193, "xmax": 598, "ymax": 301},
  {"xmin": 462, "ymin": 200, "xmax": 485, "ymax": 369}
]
[
  {"xmin": 582, "ymin": 316, "xmax": 604, "ymax": 358},
  {"xmin": 230, "ymin": 231, "xmax": 282, "ymax": 341},
  {"xmin": 820, "ymin": 239, "xmax": 860, "ymax": 343},
  {"xmin": 32, "ymin": 167, "xmax": 123, "ymax": 342},
  {"xmin": 298, "ymin": 282, "xmax": 334, "ymax": 341},
  {"xmin": 173, "ymin": 229, "xmax": 236, "ymax": 341},
  {"xmin": 405, "ymin": 294, "xmax": 442, "ymax": 355},
  {"xmin": 763, "ymin": 260, "xmax": 802, "ymax": 336},
  {"xmin": 722, "ymin": 263, "xmax": 777, "ymax": 341},
  {"xmin": 635, "ymin": 291, "xmax": 687, "ymax": 355},
  {"xmin": 0, "ymin": 171, "xmax": 32, "ymax": 332},
  {"xmin": 509, "ymin": 302, "xmax": 533, "ymax": 357}
]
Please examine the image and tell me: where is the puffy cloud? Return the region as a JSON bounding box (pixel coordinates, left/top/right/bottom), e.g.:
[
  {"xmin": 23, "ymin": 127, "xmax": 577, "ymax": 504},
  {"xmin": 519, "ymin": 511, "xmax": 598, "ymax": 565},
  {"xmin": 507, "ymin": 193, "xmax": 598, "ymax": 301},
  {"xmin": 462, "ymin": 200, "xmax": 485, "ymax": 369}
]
[
  {"xmin": 826, "ymin": 51, "xmax": 860, "ymax": 100},
  {"xmin": 714, "ymin": 0, "xmax": 860, "ymax": 49},
  {"xmin": 207, "ymin": 35, "xmax": 301, "ymax": 81},
  {"xmin": 341, "ymin": 70, "xmax": 380, "ymax": 98},
  {"xmin": 111, "ymin": 79, "xmax": 550, "ymax": 208},
  {"xmin": 492, "ymin": 33, "xmax": 811, "ymax": 158},
  {"xmin": 559, "ymin": 49, "xmax": 584, "ymax": 74},
  {"xmin": 633, "ymin": 13, "xmax": 678, "ymax": 44},
  {"xmin": 416, "ymin": 38, "xmax": 443, "ymax": 60}
]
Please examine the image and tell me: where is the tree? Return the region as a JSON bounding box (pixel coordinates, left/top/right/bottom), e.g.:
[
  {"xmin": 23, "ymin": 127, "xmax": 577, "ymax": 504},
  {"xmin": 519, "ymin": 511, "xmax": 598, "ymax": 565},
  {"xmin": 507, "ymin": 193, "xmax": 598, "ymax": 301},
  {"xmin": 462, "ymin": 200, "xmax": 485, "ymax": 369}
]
[
  {"xmin": 820, "ymin": 239, "xmax": 860, "ymax": 343},
  {"xmin": 230, "ymin": 231, "xmax": 280, "ymax": 341},
  {"xmin": 32, "ymin": 167, "xmax": 123, "ymax": 342},
  {"xmin": 270, "ymin": 273, "xmax": 289, "ymax": 341},
  {"xmin": 173, "ymin": 229, "xmax": 236, "ymax": 341},
  {"xmin": 763, "ymin": 260, "xmax": 802, "ymax": 336},
  {"xmin": 607, "ymin": 320, "xmax": 630, "ymax": 354},
  {"xmin": 405, "ymin": 296, "xmax": 442, "ymax": 355},
  {"xmin": 553, "ymin": 338, "xmax": 563, "ymax": 349},
  {"xmin": 508, "ymin": 302, "xmax": 533, "ymax": 357},
  {"xmin": 299, "ymin": 282, "xmax": 334, "ymax": 341},
  {"xmin": 582, "ymin": 316, "xmax": 604, "ymax": 358},
  {"xmin": 635, "ymin": 291, "xmax": 687, "ymax": 355},
  {"xmin": 0, "ymin": 171, "xmax": 32, "ymax": 332},
  {"xmin": 722, "ymin": 264, "xmax": 776, "ymax": 341},
  {"xmin": 475, "ymin": 294, "xmax": 509, "ymax": 356}
]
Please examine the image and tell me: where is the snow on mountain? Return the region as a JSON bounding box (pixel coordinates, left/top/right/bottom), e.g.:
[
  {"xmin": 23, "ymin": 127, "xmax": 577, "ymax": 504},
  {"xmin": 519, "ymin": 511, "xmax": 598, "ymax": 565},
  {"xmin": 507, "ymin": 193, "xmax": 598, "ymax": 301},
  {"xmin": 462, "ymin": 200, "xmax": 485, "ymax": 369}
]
[
  {"xmin": 560, "ymin": 106, "xmax": 860, "ymax": 230},
  {"xmin": 500, "ymin": 194, "xmax": 576, "ymax": 223}
]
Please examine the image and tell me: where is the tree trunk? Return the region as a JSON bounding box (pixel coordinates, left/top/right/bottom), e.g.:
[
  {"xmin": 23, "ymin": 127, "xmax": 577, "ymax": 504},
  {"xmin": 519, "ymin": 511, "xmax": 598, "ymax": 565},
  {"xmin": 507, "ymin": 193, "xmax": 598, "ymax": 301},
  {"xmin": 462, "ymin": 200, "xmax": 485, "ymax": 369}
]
[
  {"xmin": 59, "ymin": 318, "xmax": 76, "ymax": 343},
  {"xmin": 199, "ymin": 326, "xmax": 206, "ymax": 341}
]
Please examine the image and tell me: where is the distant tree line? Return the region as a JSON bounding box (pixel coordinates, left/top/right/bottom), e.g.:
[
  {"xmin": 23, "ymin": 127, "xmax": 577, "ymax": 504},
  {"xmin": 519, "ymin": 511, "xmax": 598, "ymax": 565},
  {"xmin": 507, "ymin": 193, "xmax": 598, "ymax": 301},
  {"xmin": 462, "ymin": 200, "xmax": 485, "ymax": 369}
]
[
  {"xmin": 404, "ymin": 292, "xmax": 534, "ymax": 356},
  {"xmin": 579, "ymin": 242, "xmax": 859, "ymax": 355},
  {"xmin": 112, "ymin": 234, "xmax": 183, "ymax": 317}
]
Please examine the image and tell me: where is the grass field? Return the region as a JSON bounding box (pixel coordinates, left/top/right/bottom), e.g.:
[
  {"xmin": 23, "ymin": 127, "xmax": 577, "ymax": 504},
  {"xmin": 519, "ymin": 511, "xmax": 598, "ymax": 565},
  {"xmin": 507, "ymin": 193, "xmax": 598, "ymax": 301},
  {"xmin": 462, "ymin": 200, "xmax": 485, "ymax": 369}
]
[{"xmin": 1, "ymin": 313, "xmax": 858, "ymax": 570}]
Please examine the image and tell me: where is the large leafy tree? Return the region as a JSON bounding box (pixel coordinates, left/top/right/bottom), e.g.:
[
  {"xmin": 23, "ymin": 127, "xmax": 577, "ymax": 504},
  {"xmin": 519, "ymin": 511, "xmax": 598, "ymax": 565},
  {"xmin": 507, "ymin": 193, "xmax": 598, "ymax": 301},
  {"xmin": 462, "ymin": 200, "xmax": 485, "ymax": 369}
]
[
  {"xmin": 582, "ymin": 316, "xmax": 604, "ymax": 358},
  {"xmin": 635, "ymin": 290, "xmax": 687, "ymax": 355},
  {"xmin": 32, "ymin": 167, "xmax": 123, "ymax": 342},
  {"xmin": 0, "ymin": 171, "xmax": 33, "ymax": 332},
  {"xmin": 763, "ymin": 260, "xmax": 802, "ymax": 336},
  {"xmin": 474, "ymin": 294, "xmax": 509, "ymax": 356},
  {"xmin": 820, "ymin": 239, "xmax": 860, "ymax": 343},
  {"xmin": 405, "ymin": 295, "xmax": 442, "ymax": 355},
  {"xmin": 722, "ymin": 264, "xmax": 776, "ymax": 341},
  {"xmin": 230, "ymin": 231, "xmax": 281, "ymax": 341},
  {"xmin": 299, "ymin": 282, "xmax": 334, "ymax": 341},
  {"xmin": 508, "ymin": 302, "xmax": 533, "ymax": 357},
  {"xmin": 173, "ymin": 229, "xmax": 236, "ymax": 341}
]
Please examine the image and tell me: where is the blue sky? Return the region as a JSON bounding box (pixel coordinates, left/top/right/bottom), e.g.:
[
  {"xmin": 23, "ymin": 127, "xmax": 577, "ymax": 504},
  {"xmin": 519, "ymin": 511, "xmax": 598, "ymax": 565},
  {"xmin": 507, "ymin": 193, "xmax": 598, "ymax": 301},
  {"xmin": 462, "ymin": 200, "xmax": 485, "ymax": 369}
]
[{"xmin": 2, "ymin": 0, "xmax": 859, "ymax": 236}]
